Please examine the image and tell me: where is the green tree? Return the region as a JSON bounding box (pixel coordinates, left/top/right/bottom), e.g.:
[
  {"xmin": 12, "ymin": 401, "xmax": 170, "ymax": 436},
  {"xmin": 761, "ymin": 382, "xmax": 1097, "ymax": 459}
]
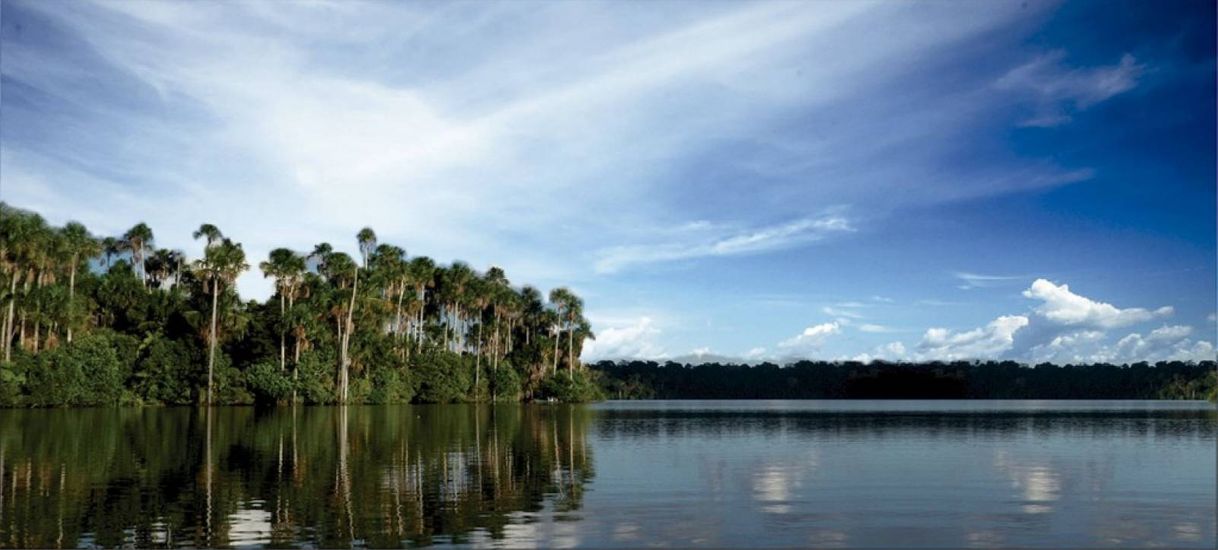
[{"xmin": 194, "ymin": 233, "xmax": 248, "ymax": 405}]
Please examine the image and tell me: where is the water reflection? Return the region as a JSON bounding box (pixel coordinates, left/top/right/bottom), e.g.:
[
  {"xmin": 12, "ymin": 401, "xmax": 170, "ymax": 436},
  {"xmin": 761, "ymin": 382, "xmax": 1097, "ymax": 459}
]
[
  {"xmin": 0, "ymin": 405, "xmax": 593, "ymax": 548},
  {"xmin": 0, "ymin": 402, "xmax": 1213, "ymax": 548}
]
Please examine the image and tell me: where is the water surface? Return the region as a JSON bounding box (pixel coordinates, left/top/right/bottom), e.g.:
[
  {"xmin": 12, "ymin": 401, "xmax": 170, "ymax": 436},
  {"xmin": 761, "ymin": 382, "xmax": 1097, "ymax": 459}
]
[{"xmin": 1, "ymin": 400, "xmax": 1213, "ymax": 547}]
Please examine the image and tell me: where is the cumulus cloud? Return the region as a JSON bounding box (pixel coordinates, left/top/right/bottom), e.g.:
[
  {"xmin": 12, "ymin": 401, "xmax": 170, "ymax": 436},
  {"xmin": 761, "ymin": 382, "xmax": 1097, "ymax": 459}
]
[
  {"xmin": 777, "ymin": 321, "xmax": 841, "ymax": 356},
  {"xmin": 1028, "ymin": 324, "xmax": 1214, "ymax": 364},
  {"xmin": 1111, "ymin": 326, "xmax": 1215, "ymax": 362},
  {"xmin": 851, "ymin": 341, "xmax": 908, "ymax": 363},
  {"xmin": 996, "ymin": 51, "xmax": 1144, "ymax": 127},
  {"xmin": 918, "ymin": 315, "xmax": 1029, "ymax": 360},
  {"xmin": 1022, "ymin": 279, "xmax": 1171, "ymax": 329},
  {"xmin": 580, "ymin": 316, "xmax": 665, "ymax": 360}
]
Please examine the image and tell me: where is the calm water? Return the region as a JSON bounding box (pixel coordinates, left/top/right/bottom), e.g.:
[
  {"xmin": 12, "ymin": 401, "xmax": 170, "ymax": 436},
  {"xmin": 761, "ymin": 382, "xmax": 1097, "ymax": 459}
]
[{"xmin": 0, "ymin": 400, "xmax": 1213, "ymax": 548}]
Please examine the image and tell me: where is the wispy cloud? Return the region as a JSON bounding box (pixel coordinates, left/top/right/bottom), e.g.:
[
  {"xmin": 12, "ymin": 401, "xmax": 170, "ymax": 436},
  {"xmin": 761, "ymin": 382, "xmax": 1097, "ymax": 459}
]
[
  {"xmin": 594, "ymin": 215, "xmax": 853, "ymax": 273},
  {"xmin": 954, "ymin": 271, "xmax": 1026, "ymax": 290},
  {"xmin": 996, "ymin": 51, "xmax": 1145, "ymax": 127}
]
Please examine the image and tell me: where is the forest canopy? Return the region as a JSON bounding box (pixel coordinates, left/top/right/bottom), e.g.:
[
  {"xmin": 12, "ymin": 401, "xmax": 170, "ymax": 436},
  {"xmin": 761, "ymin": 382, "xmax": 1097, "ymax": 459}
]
[{"xmin": 0, "ymin": 203, "xmax": 600, "ymax": 406}]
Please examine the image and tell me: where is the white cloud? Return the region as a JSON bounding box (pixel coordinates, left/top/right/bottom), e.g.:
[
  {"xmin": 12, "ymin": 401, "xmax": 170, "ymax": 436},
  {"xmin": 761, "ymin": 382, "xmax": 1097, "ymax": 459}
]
[
  {"xmin": 595, "ymin": 215, "xmax": 854, "ymax": 274},
  {"xmin": 996, "ymin": 51, "xmax": 1144, "ymax": 127},
  {"xmin": 852, "ymin": 341, "xmax": 908, "ymax": 363},
  {"xmin": 918, "ymin": 315, "xmax": 1029, "ymax": 360},
  {"xmin": 822, "ymin": 306, "xmax": 865, "ymax": 320},
  {"xmin": 744, "ymin": 347, "xmax": 768, "ymax": 360},
  {"xmin": 1022, "ymin": 279, "xmax": 1171, "ymax": 329},
  {"xmin": 954, "ymin": 271, "xmax": 1023, "ymax": 290},
  {"xmin": 858, "ymin": 323, "xmax": 895, "ymax": 333},
  {"xmin": 777, "ymin": 321, "xmax": 841, "ymax": 356},
  {"xmin": 1029, "ymin": 325, "xmax": 1215, "ymax": 364},
  {"xmin": 1111, "ymin": 325, "xmax": 1214, "ymax": 363},
  {"xmin": 580, "ymin": 316, "xmax": 666, "ymax": 360}
]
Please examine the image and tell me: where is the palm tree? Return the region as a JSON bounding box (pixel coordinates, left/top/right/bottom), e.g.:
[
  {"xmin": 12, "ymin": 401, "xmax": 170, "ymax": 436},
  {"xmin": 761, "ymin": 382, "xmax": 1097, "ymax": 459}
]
[
  {"xmin": 322, "ymin": 252, "xmax": 359, "ymax": 403},
  {"xmin": 407, "ymin": 256, "xmax": 435, "ymax": 351},
  {"xmin": 563, "ymin": 292, "xmax": 585, "ymax": 374},
  {"xmin": 356, "ymin": 227, "xmax": 377, "ymax": 268},
  {"xmin": 59, "ymin": 221, "xmax": 98, "ymax": 343},
  {"xmin": 100, "ymin": 237, "xmax": 120, "ymax": 270},
  {"xmin": 194, "ymin": 235, "xmax": 248, "ymax": 405},
  {"xmin": 193, "ymin": 224, "xmax": 224, "ymax": 248},
  {"xmin": 548, "ymin": 288, "xmax": 571, "ymax": 375},
  {"xmin": 0, "ymin": 206, "xmax": 38, "ymax": 360},
  {"xmin": 123, "ymin": 223, "xmax": 154, "ymax": 287},
  {"xmin": 260, "ymin": 248, "xmax": 306, "ymax": 372},
  {"xmin": 444, "ymin": 262, "xmax": 475, "ymax": 353}
]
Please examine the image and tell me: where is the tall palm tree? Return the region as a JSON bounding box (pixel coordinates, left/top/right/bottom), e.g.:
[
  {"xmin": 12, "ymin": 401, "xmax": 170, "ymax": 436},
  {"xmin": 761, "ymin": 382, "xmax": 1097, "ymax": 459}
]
[
  {"xmin": 563, "ymin": 292, "xmax": 585, "ymax": 376},
  {"xmin": 60, "ymin": 221, "xmax": 98, "ymax": 343},
  {"xmin": 548, "ymin": 288, "xmax": 571, "ymax": 375},
  {"xmin": 407, "ymin": 256, "xmax": 435, "ymax": 351},
  {"xmin": 260, "ymin": 248, "xmax": 306, "ymax": 372},
  {"xmin": 122, "ymin": 223, "xmax": 154, "ymax": 287},
  {"xmin": 322, "ymin": 252, "xmax": 359, "ymax": 403},
  {"xmin": 356, "ymin": 227, "xmax": 377, "ymax": 269},
  {"xmin": 194, "ymin": 234, "xmax": 248, "ymax": 405},
  {"xmin": 438, "ymin": 263, "xmax": 471, "ymax": 352}
]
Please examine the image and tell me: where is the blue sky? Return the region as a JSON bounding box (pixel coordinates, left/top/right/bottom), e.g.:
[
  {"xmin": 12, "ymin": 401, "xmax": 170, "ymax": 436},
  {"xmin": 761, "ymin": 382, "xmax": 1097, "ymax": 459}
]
[{"xmin": 2, "ymin": 0, "xmax": 1214, "ymax": 364}]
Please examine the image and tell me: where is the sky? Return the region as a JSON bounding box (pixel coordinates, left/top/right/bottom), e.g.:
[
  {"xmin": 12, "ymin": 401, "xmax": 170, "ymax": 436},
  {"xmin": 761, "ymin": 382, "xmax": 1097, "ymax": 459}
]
[{"xmin": 1, "ymin": 0, "xmax": 1214, "ymax": 364}]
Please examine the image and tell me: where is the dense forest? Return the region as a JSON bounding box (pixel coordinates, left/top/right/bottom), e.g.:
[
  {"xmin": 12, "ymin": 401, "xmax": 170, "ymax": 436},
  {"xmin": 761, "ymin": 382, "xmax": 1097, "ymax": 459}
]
[
  {"xmin": 591, "ymin": 360, "xmax": 1218, "ymax": 400},
  {"xmin": 0, "ymin": 203, "xmax": 601, "ymax": 406}
]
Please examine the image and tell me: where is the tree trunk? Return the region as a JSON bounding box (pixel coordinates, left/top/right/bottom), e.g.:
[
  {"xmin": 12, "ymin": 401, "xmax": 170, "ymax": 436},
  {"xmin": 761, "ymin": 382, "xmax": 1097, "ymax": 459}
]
[
  {"xmin": 552, "ymin": 328, "xmax": 560, "ymax": 375},
  {"xmin": 208, "ymin": 278, "xmax": 219, "ymax": 406},
  {"xmin": 340, "ymin": 267, "xmax": 358, "ymax": 404},
  {"xmin": 67, "ymin": 256, "xmax": 77, "ymax": 344},
  {"xmin": 279, "ymin": 290, "xmax": 286, "ymax": 371},
  {"xmin": 567, "ymin": 326, "xmax": 574, "ymax": 379},
  {"xmin": 3, "ymin": 271, "xmax": 14, "ymax": 361}
]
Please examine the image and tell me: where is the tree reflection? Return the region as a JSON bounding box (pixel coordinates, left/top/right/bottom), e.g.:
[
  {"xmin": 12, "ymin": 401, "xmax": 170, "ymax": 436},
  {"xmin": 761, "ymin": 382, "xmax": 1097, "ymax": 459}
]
[{"xmin": 0, "ymin": 405, "xmax": 594, "ymax": 548}]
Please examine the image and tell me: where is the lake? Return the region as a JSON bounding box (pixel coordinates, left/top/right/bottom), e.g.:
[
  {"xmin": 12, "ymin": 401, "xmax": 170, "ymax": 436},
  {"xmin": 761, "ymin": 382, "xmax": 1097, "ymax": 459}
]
[{"xmin": 1, "ymin": 400, "xmax": 1214, "ymax": 548}]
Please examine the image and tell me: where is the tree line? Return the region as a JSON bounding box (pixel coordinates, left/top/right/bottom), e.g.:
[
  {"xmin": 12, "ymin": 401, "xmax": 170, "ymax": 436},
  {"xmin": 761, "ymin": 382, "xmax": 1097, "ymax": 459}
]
[
  {"xmin": 592, "ymin": 359, "xmax": 1218, "ymax": 400},
  {"xmin": 0, "ymin": 203, "xmax": 602, "ymax": 406}
]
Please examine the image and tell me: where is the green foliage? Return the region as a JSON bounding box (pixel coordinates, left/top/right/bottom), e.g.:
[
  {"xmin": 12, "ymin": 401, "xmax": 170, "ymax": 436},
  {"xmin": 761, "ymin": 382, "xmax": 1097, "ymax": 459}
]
[
  {"xmin": 366, "ymin": 367, "xmax": 414, "ymax": 404},
  {"xmin": 209, "ymin": 354, "xmax": 254, "ymax": 405},
  {"xmin": 295, "ymin": 350, "xmax": 337, "ymax": 404},
  {"xmin": 245, "ymin": 361, "xmax": 293, "ymax": 404},
  {"xmin": 413, "ymin": 352, "xmax": 472, "ymax": 403},
  {"xmin": 488, "ymin": 362, "xmax": 521, "ymax": 401},
  {"xmin": 539, "ymin": 369, "xmax": 604, "ymax": 403},
  {"xmin": 132, "ymin": 334, "xmax": 197, "ymax": 405},
  {"xmin": 24, "ymin": 333, "xmax": 127, "ymax": 406}
]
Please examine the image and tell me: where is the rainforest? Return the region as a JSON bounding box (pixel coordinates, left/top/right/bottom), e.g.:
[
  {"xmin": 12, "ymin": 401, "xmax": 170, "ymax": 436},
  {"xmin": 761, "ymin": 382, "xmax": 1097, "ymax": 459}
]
[{"xmin": 0, "ymin": 203, "xmax": 601, "ymax": 406}]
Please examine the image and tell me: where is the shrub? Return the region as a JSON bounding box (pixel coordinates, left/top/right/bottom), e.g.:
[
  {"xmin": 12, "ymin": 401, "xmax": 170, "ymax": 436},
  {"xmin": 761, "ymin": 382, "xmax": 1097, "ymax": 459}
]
[
  {"xmin": 245, "ymin": 361, "xmax": 293, "ymax": 404},
  {"xmin": 295, "ymin": 350, "xmax": 337, "ymax": 404},
  {"xmin": 25, "ymin": 333, "xmax": 126, "ymax": 406},
  {"xmin": 538, "ymin": 369, "xmax": 604, "ymax": 403},
  {"xmin": 488, "ymin": 362, "xmax": 521, "ymax": 401},
  {"xmin": 412, "ymin": 352, "xmax": 472, "ymax": 403},
  {"xmin": 367, "ymin": 367, "xmax": 414, "ymax": 404},
  {"xmin": 133, "ymin": 335, "xmax": 197, "ymax": 405}
]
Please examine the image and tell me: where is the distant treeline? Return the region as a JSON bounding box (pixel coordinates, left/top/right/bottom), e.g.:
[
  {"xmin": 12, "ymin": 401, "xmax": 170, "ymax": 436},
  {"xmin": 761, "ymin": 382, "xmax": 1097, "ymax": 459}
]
[{"xmin": 591, "ymin": 360, "xmax": 1218, "ymax": 400}]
